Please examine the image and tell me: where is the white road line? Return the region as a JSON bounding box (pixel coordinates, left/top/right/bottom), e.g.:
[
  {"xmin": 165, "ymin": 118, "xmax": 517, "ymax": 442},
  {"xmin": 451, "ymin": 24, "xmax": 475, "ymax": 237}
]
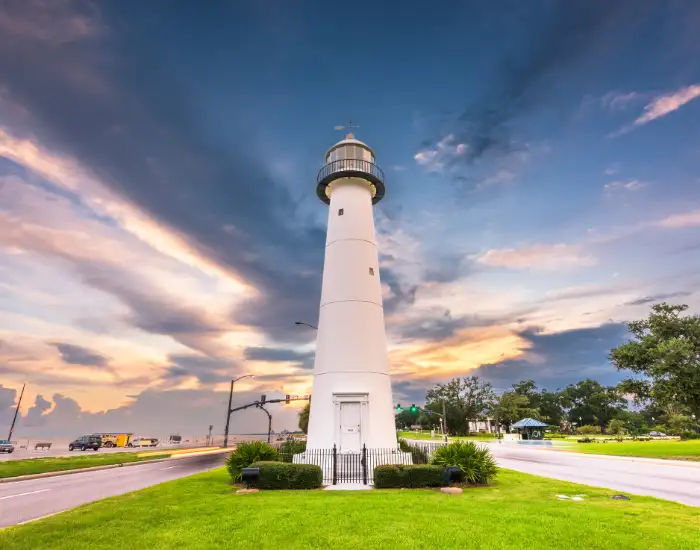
[
  {"xmin": 0, "ymin": 489, "xmax": 50, "ymax": 500},
  {"xmin": 159, "ymin": 466, "xmax": 176, "ymax": 470}
]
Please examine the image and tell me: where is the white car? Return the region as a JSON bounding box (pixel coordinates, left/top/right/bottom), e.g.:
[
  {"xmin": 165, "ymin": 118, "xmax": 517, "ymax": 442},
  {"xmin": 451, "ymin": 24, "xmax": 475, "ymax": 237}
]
[
  {"xmin": 129, "ymin": 437, "xmax": 159, "ymax": 447},
  {"xmin": 649, "ymin": 431, "xmax": 668, "ymax": 437}
]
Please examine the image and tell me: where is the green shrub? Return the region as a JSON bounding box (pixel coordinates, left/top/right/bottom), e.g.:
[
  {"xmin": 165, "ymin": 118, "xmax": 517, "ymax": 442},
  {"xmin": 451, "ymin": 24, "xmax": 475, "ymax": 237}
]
[
  {"xmin": 681, "ymin": 431, "xmax": 700, "ymax": 440},
  {"xmin": 607, "ymin": 419, "xmax": 626, "ymax": 435},
  {"xmin": 373, "ymin": 464, "xmax": 443, "ymax": 488},
  {"xmin": 398, "ymin": 439, "xmax": 429, "ymax": 464},
  {"xmin": 576, "ymin": 425, "xmax": 602, "ymax": 435},
  {"xmin": 248, "ymin": 461, "xmax": 322, "ymax": 489},
  {"xmin": 226, "ymin": 441, "xmax": 279, "ymax": 482},
  {"xmin": 277, "ymin": 439, "xmax": 307, "ymax": 462},
  {"xmin": 430, "ymin": 441, "xmax": 497, "ymax": 485},
  {"xmin": 577, "ymin": 437, "xmax": 595, "ymax": 443}
]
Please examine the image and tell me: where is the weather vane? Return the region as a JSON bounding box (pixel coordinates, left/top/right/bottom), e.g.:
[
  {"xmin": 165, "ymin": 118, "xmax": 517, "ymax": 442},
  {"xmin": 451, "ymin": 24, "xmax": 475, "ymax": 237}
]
[{"xmin": 334, "ymin": 120, "xmax": 359, "ymax": 132}]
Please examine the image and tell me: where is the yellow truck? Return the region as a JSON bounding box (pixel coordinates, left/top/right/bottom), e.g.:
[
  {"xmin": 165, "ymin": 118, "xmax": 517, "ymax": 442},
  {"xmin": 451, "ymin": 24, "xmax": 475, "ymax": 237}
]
[{"xmin": 95, "ymin": 432, "xmax": 133, "ymax": 448}]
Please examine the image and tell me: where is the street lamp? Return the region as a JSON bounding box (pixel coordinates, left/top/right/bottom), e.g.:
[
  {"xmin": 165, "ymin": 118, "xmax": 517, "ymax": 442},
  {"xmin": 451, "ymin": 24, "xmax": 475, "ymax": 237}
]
[
  {"xmin": 294, "ymin": 321, "xmax": 318, "ymax": 330},
  {"xmin": 223, "ymin": 374, "xmax": 255, "ymax": 448}
]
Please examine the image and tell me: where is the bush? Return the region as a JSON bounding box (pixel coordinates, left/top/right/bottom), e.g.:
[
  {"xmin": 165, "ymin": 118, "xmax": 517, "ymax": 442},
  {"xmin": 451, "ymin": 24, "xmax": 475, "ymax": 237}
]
[
  {"xmin": 577, "ymin": 437, "xmax": 595, "ymax": 443},
  {"xmin": 373, "ymin": 464, "xmax": 443, "ymax": 488},
  {"xmin": 248, "ymin": 461, "xmax": 322, "ymax": 489},
  {"xmin": 430, "ymin": 441, "xmax": 497, "ymax": 485},
  {"xmin": 398, "ymin": 439, "xmax": 429, "ymax": 464},
  {"xmin": 607, "ymin": 419, "xmax": 626, "ymax": 435},
  {"xmin": 681, "ymin": 431, "xmax": 700, "ymax": 440},
  {"xmin": 226, "ymin": 441, "xmax": 279, "ymax": 482},
  {"xmin": 576, "ymin": 425, "xmax": 602, "ymax": 435},
  {"xmin": 277, "ymin": 439, "xmax": 307, "ymax": 462}
]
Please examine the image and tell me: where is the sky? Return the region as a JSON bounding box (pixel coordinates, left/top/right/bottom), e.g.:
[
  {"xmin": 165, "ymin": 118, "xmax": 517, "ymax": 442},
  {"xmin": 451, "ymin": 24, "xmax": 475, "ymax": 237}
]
[{"xmin": 0, "ymin": 1, "xmax": 699, "ymax": 437}]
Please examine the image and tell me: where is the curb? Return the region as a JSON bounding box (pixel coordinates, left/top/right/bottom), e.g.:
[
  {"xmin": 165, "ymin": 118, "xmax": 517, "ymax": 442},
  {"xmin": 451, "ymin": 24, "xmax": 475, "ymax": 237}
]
[{"xmin": 0, "ymin": 448, "xmax": 230, "ymax": 484}]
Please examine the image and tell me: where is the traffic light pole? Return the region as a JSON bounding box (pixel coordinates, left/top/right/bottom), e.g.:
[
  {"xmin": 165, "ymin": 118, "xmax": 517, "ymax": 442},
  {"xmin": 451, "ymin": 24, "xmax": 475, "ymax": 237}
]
[{"xmin": 224, "ymin": 395, "xmax": 310, "ymax": 447}]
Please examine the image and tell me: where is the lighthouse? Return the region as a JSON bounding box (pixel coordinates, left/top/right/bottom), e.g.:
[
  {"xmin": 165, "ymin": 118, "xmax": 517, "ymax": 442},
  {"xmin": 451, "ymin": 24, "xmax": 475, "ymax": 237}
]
[{"xmin": 305, "ymin": 132, "xmax": 398, "ymax": 451}]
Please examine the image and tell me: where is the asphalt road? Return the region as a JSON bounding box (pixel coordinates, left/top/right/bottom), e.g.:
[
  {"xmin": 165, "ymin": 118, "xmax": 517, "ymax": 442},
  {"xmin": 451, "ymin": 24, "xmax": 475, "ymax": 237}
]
[
  {"xmin": 0, "ymin": 452, "xmax": 226, "ymax": 528},
  {"xmin": 0, "ymin": 443, "xmax": 194, "ymax": 461},
  {"xmin": 485, "ymin": 442, "xmax": 700, "ymax": 506}
]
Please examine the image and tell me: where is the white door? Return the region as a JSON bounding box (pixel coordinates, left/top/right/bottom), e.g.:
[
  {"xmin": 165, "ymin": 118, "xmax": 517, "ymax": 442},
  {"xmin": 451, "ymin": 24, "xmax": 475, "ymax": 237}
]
[{"xmin": 339, "ymin": 402, "xmax": 361, "ymax": 451}]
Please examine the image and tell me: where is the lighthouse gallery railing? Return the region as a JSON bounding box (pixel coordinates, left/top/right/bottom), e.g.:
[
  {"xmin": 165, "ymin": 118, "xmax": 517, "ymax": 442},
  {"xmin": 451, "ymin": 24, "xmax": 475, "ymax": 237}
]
[{"xmin": 316, "ymin": 158, "xmax": 384, "ymax": 185}]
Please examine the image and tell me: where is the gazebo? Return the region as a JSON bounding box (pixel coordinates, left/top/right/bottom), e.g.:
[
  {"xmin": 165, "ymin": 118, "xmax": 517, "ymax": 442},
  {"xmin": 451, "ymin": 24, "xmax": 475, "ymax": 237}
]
[{"xmin": 511, "ymin": 418, "xmax": 548, "ymax": 440}]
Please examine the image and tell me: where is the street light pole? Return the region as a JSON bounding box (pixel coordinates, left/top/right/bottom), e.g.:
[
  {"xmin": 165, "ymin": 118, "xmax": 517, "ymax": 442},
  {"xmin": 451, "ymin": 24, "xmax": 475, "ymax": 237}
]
[
  {"xmin": 223, "ymin": 374, "xmax": 254, "ymax": 448},
  {"xmin": 294, "ymin": 321, "xmax": 318, "ymax": 330}
]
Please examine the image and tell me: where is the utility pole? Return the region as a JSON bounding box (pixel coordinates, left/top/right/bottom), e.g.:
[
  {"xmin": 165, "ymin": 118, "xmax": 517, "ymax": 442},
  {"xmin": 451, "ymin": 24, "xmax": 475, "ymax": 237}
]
[
  {"xmin": 7, "ymin": 383, "xmax": 25, "ymax": 441},
  {"xmin": 442, "ymin": 400, "xmax": 448, "ymax": 442},
  {"xmin": 207, "ymin": 424, "xmax": 213, "ymax": 446},
  {"xmin": 223, "ymin": 374, "xmax": 254, "ymax": 448}
]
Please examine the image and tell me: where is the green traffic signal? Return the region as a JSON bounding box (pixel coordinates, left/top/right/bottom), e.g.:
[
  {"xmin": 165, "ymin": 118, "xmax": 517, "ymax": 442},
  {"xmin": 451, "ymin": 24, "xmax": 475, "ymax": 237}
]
[
  {"xmin": 396, "ymin": 404, "xmax": 402, "ymax": 411},
  {"xmin": 410, "ymin": 404, "xmax": 418, "ymax": 413}
]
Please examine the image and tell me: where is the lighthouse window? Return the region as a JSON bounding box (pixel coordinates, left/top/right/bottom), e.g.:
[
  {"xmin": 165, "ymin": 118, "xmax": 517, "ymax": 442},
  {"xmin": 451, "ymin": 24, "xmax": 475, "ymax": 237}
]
[
  {"xmin": 338, "ymin": 208, "xmax": 344, "ymax": 216},
  {"xmin": 369, "ymin": 267, "xmax": 375, "ymax": 275}
]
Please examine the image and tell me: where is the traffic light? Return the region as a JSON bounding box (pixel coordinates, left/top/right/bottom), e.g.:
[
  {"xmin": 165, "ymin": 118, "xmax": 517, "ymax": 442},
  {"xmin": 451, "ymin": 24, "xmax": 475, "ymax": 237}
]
[
  {"xmin": 396, "ymin": 403, "xmax": 402, "ymax": 411},
  {"xmin": 410, "ymin": 404, "xmax": 418, "ymax": 413},
  {"xmin": 285, "ymin": 394, "xmax": 290, "ymax": 404},
  {"xmin": 260, "ymin": 394, "xmax": 266, "ymax": 404}
]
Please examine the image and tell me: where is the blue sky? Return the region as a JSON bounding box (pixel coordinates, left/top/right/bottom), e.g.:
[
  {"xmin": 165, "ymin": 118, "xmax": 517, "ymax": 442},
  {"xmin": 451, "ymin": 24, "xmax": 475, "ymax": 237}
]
[{"xmin": 0, "ymin": 1, "xmax": 698, "ymax": 435}]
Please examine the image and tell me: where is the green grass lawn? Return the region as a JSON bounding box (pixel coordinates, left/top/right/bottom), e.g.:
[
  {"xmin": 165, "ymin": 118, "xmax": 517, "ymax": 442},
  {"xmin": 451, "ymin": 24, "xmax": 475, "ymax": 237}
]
[
  {"xmin": 398, "ymin": 430, "xmax": 497, "ymax": 441},
  {"xmin": 1, "ymin": 468, "xmax": 697, "ymax": 549},
  {"xmin": 563, "ymin": 439, "xmax": 700, "ymax": 461},
  {"xmin": 0, "ymin": 452, "xmax": 171, "ymax": 478}
]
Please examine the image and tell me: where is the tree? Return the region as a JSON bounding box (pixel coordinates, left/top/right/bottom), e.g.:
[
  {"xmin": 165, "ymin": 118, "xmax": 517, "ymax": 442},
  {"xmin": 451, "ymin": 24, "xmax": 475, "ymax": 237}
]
[
  {"xmin": 559, "ymin": 378, "xmax": 626, "ymax": 432},
  {"xmin": 538, "ymin": 391, "xmax": 564, "ymax": 426},
  {"xmin": 607, "ymin": 418, "xmax": 626, "ymax": 435},
  {"xmin": 425, "ymin": 376, "xmax": 496, "ymax": 435},
  {"xmin": 395, "ymin": 408, "xmax": 420, "ymax": 429},
  {"xmin": 611, "ymin": 303, "xmax": 700, "ymax": 418},
  {"xmin": 298, "ymin": 402, "xmax": 310, "ymax": 434},
  {"xmin": 491, "ymin": 392, "xmax": 538, "ymax": 432}
]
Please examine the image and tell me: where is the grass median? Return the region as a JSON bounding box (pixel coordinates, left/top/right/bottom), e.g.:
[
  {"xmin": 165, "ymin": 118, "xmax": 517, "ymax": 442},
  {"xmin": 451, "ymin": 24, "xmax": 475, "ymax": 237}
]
[
  {"xmin": 1, "ymin": 467, "xmax": 697, "ymax": 549},
  {"xmin": 398, "ymin": 430, "xmax": 497, "ymax": 441},
  {"xmin": 564, "ymin": 439, "xmax": 700, "ymax": 461},
  {"xmin": 0, "ymin": 452, "xmax": 172, "ymax": 479}
]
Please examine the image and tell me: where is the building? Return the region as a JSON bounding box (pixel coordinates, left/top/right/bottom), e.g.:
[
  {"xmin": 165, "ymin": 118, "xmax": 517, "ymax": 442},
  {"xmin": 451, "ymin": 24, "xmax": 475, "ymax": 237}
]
[{"xmin": 305, "ymin": 132, "xmax": 398, "ymax": 451}]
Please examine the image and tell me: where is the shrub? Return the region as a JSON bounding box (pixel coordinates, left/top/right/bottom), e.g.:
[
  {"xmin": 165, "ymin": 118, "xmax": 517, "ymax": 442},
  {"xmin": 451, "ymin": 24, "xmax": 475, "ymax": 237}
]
[
  {"xmin": 430, "ymin": 441, "xmax": 497, "ymax": 485},
  {"xmin": 248, "ymin": 461, "xmax": 322, "ymax": 489},
  {"xmin": 577, "ymin": 437, "xmax": 595, "ymax": 443},
  {"xmin": 374, "ymin": 464, "xmax": 443, "ymax": 488},
  {"xmin": 607, "ymin": 419, "xmax": 626, "ymax": 435},
  {"xmin": 681, "ymin": 431, "xmax": 700, "ymax": 440},
  {"xmin": 277, "ymin": 439, "xmax": 307, "ymax": 462},
  {"xmin": 226, "ymin": 441, "xmax": 279, "ymax": 482},
  {"xmin": 576, "ymin": 425, "xmax": 602, "ymax": 435},
  {"xmin": 398, "ymin": 439, "xmax": 429, "ymax": 464}
]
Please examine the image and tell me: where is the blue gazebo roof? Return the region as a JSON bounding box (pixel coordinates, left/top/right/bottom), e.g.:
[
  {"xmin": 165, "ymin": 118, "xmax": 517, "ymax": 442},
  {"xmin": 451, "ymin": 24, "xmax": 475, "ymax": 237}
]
[{"xmin": 512, "ymin": 417, "xmax": 548, "ymax": 428}]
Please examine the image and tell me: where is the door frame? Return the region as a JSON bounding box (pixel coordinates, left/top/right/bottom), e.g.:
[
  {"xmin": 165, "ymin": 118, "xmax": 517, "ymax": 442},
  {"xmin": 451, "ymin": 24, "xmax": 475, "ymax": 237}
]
[{"xmin": 332, "ymin": 392, "xmax": 368, "ymax": 451}]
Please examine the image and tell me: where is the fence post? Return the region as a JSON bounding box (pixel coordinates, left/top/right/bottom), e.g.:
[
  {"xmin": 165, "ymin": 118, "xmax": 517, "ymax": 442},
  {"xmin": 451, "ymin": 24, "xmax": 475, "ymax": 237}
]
[
  {"xmin": 332, "ymin": 444, "xmax": 337, "ymax": 485},
  {"xmin": 362, "ymin": 444, "xmax": 367, "ymax": 485}
]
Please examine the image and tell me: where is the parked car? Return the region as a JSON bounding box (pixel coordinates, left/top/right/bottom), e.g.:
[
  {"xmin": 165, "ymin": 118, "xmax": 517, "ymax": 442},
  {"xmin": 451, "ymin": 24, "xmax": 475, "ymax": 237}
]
[
  {"xmin": 129, "ymin": 437, "xmax": 159, "ymax": 447},
  {"xmin": 0, "ymin": 440, "xmax": 14, "ymax": 453},
  {"xmin": 68, "ymin": 435, "xmax": 101, "ymax": 451},
  {"xmin": 649, "ymin": 431, "xmax": 668, "ymax": 438}
]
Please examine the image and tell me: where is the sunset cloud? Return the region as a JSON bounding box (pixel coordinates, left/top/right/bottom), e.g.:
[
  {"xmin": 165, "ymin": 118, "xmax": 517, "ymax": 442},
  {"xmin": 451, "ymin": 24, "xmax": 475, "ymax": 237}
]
[{"xmin": 476, "ymin": 243, "xmax": 596, "ymax": 270}]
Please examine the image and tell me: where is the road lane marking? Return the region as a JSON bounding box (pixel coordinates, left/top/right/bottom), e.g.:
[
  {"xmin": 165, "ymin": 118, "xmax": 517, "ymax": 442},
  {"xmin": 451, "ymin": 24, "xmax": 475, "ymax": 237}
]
[
  {"xmin": 0, "ymin": 489, "xmax": 50, "ymax": 500},
  {"xmin": 159, "ymin": 466, "xmax": 176, "ymax": 470}
]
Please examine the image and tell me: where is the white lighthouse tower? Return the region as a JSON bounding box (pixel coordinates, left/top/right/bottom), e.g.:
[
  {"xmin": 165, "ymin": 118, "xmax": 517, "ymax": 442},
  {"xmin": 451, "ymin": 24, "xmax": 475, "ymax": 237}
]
[{"xmin": 305, "ymin": 132, "xmax": 398, "ymax": 451}]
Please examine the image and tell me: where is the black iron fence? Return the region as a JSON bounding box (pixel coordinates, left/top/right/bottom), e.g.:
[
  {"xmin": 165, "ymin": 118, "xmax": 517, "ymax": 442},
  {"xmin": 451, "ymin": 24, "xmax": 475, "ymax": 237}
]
[
  {"xmin": 317, "ymin": 158, "xmax": 384, "ymax": 184},
  {"xmin": 272, "ymin": 439, "xmax": 448, "ymax": 485}
]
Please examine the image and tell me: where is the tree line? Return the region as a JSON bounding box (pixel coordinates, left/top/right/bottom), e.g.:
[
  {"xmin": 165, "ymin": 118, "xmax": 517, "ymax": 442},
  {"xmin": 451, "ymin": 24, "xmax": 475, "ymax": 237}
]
[{"xmin": 396, "ymin": 303, "xmax": 700, "ymax": 436}]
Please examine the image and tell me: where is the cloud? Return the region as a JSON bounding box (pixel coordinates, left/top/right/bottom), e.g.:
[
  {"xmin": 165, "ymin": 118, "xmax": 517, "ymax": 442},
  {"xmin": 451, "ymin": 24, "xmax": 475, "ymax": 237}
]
[
  {"xmin": 600, "ymin": 91, "xmax": 643, "ymax": 111},
  {"xmin": 414, "ymin": 134, "xmax": 468, "ymax": 172},
  {"xmin": 51, "ymin": 342, "xmax": 108, "ymax": 367},
  {"xmin": 10, "ymin": 388, "xmax": 303, "ymax": 438},
  {"xmin": 476, "ymin": 243, "xmax": 596, "ymax": 270},
  {"xmin": 472, "ymin": 323, "xmax": 629, "ymax": 390},
  {"xmin": 624, "ymin": 291, "xmax": 691, "ymax": 306},
  {"xmin": 244, "ymin": 347, "xmax": 314, "ymax": 366},
  {"xmin": 655, "ymin": 209, "xmax": 700, "ymax": 229},
  {"xmin": 603, "ymin": 179, "xmax": 647, "ymax": 192},
  {"xmin": 633, "ymin": 84, "xmax": 700, "ymax": 126},
  {"xmin": 425, "ymin": 2, "xmax": 639, "ymax": 164}
]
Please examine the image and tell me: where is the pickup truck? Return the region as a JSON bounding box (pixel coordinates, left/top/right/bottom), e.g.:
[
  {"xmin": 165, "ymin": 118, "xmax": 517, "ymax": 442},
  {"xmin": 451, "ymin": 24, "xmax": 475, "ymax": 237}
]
[{"xmin": 0, "ymin": 440, "xmax": 14, "ymax": 453}]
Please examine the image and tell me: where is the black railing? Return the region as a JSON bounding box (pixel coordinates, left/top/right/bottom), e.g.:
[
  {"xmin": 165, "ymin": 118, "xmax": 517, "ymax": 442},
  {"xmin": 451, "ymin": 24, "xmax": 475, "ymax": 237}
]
[
  {"xmin": 317, "ymin": 159, "xmax": 384, "ymax": 185},
  {"xmin": 272, "ymin": 439, "xmax": 447, "ymax": 485}
]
